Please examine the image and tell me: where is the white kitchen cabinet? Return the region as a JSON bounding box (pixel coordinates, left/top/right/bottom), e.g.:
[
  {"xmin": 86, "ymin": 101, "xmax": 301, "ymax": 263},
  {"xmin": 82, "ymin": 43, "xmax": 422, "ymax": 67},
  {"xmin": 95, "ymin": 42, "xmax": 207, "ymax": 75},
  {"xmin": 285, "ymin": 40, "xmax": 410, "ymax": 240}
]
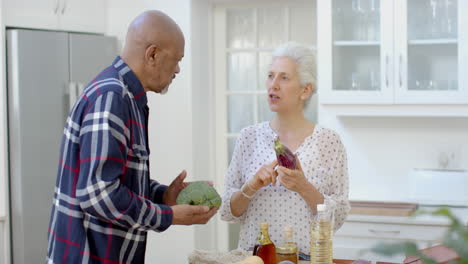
[
  {"xmin": 3, "ymin": 0, "xmax": 59, "ymax": 30},
  {"xmin": 318, "ymin": 0, "xmax": 468, "ymax": 105},
  {"xmin": 4, "ymin": 0, "xmax": 107, "ymax": 34},
  {"xmin": 58, "ymin": 0, "xmax": 107, "ymax": 33},
  {"xmin": 333, "ymin": 219, "xmax": 448, "ymax": 262}
]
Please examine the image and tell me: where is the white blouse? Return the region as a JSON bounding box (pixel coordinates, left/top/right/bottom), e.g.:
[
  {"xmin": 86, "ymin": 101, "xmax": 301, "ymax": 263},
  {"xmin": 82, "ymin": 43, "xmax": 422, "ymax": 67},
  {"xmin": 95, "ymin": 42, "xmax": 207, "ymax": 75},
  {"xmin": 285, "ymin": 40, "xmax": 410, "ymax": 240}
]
[{"xmin": 220, "ymin": 122, "xmax": 350, "ymax": 258}]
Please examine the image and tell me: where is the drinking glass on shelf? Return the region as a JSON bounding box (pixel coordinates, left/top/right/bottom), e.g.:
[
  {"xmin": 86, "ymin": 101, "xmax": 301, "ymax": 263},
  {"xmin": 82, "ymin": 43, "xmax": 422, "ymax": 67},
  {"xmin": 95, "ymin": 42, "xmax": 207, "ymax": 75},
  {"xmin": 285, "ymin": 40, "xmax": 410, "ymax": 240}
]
[
  {"xmin": 369, "ymin": 69, "xmax": 380, "ymax": 90},
  {"xmin": 414, "ymin": 79, "xmax": 422, "ymax": 90},
  {"xmin": 366, "ymin": 0, "xmax": 380, "ymax": 41},
  {"xmin": 351, "ymin": 72, "xmax": 361, "ymax": 90},
  {"xmin": 352, "ymin": 0, "xmax": 365, "ymax": 40},
  {"xmin": 443, "ymin": 0, "xmax": 457, "ymax": 38},
  {"xmin": 416, "ymin": 80, "xmax": 429, "ymax": 90},
  {"xmin": 428, "ymin": 80, "xmax": 438, "ymax": 90},
  {"xmin": 448, "ymin": 79, "xmax": 458, "ymax": 90},
  {"xmin": 408, "ymin": 1, "xmax": 426, "ymax": 39},
  {"xmin": 429, "ymin": 0, "xmax": 441, "ymax": 38},
  {"xmin": 333, "ymin": 2, "xmax": 344, "ymax": 40}
]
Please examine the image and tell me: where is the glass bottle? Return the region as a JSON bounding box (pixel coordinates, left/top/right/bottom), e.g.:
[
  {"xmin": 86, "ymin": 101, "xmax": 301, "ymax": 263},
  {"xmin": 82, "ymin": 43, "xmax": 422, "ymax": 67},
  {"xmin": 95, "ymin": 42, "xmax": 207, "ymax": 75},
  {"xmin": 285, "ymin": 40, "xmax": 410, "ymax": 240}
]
[
  {"xmin": 253, "ymin": 222, "xmax": 276, "ymax": 264},
  {"xmin": 310, "ymin": 204, "xmax": 333, "ymax": 264},
  {"xmin": 276, "ymin": 225, "xmax": 298, "ymax": 264}
]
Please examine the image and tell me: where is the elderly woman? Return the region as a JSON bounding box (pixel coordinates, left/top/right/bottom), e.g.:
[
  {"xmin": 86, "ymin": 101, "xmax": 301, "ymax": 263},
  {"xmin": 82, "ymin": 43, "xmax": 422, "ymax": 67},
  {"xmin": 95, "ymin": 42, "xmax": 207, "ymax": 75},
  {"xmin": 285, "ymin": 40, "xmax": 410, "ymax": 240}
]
[{"xmin": 220, "ymin": 42, "xmax": 350, "ymax": 260}]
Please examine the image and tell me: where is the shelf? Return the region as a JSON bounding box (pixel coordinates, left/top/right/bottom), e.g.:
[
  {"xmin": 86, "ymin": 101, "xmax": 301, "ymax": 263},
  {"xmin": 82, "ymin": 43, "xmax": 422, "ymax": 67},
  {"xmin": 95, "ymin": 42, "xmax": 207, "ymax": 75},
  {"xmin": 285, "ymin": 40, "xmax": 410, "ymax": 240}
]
[
  {"xmin": 320, "ymin": 104, "xmax": 468, "ymax": 117},
  {"xmin": 408, "ymin": 39, "xmax": 458, "ymax": 45},
  {"xmin": 334, "ymin": 41, "xmax": 380, "ymax": 47},
  {"xmin": 333, "ymin": 39, "xmax": 457, "ymax": 46}
]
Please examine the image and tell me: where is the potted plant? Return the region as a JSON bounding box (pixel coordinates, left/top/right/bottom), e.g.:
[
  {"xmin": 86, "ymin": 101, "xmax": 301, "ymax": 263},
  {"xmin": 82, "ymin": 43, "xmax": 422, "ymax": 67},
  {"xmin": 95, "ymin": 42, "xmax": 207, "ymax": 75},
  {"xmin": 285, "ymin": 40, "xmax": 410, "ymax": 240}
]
[{"xmin": 371, "ymin": 208, "xmax": 468, "ymax": 264}]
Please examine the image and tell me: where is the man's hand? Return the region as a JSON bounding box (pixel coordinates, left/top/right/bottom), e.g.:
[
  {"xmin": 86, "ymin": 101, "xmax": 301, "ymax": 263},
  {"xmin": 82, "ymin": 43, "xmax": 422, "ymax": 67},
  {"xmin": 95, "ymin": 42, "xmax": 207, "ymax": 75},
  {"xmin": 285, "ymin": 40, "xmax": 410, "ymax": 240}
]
[
  {"xmin": 171, "ymin": 204, "xmax": 218, "ymax": 225},
  {"xmin": 163, "ymin": 170, "xmax": 189, "ymax": 206}
]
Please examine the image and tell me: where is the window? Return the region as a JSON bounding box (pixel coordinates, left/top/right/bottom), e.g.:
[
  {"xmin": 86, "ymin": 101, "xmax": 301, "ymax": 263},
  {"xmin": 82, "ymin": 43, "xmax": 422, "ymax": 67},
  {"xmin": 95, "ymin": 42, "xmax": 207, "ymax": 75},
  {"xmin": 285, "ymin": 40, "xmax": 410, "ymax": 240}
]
[{"xmin": 213, "ymin": 0, "xmax": 318, "ymax": 250}]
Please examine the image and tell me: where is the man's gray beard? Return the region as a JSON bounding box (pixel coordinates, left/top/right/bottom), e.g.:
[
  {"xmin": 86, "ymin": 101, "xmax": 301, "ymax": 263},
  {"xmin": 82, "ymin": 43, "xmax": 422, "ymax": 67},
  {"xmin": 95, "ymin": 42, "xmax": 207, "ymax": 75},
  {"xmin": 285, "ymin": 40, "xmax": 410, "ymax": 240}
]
[{"xmin": 160, "ymin": 85, "xmax": 169, "ymax": 95}]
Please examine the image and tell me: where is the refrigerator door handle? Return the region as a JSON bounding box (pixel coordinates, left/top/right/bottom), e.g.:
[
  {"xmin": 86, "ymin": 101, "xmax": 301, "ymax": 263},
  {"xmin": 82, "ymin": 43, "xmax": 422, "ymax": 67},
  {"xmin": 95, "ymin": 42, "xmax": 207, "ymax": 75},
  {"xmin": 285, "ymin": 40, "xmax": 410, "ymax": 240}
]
[{"xmin": 68, "ymin": 81, "xmax": 77, "ymax": 110}]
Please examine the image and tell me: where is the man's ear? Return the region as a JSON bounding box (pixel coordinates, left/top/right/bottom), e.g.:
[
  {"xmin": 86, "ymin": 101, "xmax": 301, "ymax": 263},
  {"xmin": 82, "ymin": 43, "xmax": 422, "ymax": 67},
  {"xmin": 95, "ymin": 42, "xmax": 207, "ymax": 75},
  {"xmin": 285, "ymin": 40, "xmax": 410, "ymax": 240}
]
[
  {"xmin": 145, "ymin": 44, "xmax": 158, "ymax": 65},
  {"xmin": 301, "ymin": 83, "xmax": 314, "ymax": 100}
]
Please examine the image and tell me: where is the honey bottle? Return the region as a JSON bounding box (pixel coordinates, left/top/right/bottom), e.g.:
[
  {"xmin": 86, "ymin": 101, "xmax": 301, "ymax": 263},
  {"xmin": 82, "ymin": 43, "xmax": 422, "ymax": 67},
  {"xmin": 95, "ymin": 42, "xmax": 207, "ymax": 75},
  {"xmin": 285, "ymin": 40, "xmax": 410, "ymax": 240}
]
[
  {"xmin": 276, "ymin": 225, "xmax": 298, "ymax": 264},
  {"xmin": 253, "ymin": 222, "xmax": 276, "ymax": 264}
]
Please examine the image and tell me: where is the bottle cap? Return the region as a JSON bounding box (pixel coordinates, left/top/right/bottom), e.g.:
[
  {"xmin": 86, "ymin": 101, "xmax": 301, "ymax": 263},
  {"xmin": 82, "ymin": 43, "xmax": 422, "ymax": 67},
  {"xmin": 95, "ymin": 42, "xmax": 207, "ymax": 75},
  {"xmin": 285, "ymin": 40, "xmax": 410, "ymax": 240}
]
[
  {"xmin": 260, "ymin": 222, "xmax": 268, "ymax": 229},
  {"xmin": 317, "ymin": 204, "xmax": 326, "ymax": 212}
]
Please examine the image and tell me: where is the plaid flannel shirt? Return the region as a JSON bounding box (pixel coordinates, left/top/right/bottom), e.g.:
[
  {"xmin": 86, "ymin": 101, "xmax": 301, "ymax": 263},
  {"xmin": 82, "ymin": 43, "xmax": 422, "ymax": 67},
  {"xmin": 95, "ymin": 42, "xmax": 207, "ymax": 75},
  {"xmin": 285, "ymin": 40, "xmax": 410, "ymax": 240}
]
[{"xmin": 47, "ymin": 57, "xmax": 173, "ymax": 264}]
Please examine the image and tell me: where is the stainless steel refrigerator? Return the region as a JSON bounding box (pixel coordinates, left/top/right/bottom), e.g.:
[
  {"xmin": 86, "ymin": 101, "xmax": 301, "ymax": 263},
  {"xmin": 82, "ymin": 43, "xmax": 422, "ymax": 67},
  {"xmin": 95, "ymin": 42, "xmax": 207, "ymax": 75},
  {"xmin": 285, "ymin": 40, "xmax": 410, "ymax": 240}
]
[{"xmin": 6, "ymin": 29, "xmax": 117, "ymax": 264}]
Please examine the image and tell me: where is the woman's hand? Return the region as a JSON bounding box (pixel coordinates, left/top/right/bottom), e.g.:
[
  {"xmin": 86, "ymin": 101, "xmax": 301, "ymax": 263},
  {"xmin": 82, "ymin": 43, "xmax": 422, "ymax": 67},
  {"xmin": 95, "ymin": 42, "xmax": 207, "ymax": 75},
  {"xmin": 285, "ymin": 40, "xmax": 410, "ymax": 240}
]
[
  {"xmin": 277, "ymin": 155, "xmax": 310, "ymax": 193},
  {"xmin": 248, "ymin": 160, "xmax": 278, "ymax": 191}
]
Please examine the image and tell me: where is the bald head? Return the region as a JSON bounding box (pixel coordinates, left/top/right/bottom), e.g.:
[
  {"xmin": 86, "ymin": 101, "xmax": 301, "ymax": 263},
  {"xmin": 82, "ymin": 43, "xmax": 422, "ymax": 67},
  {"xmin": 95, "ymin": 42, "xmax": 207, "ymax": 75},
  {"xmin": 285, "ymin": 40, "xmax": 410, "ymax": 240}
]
[
  {"xmin": 121, "ymin": 10, "xmax": 185, "ymax": 94},
  {"xmin": 122, "ymin": 10, "xmax": 184, "ymax": 64}
]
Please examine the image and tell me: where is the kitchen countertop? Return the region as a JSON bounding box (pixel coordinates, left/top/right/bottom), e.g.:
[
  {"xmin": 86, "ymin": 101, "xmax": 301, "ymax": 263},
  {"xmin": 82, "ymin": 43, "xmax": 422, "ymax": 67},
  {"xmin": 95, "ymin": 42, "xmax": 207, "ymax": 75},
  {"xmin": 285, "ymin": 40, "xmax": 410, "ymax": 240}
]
[{"xmin": 347, "ymin": 206, "xmax": 468, "ymax": 226}]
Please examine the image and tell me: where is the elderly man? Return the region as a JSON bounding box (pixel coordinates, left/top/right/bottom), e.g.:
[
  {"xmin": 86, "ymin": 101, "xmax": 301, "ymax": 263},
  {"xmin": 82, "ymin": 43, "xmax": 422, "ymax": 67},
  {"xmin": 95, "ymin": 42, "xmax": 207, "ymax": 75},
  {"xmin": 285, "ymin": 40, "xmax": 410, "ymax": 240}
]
[{"xmin": 46, "ymin": 10, "xmax": 217, "ymax": 263}]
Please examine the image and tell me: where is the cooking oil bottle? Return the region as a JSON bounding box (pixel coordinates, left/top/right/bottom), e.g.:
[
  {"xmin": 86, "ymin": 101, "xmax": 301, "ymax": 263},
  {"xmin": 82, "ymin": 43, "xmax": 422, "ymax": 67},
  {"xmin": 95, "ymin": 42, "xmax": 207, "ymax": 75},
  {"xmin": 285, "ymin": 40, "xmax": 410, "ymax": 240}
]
[
  {"xmin": 276, "ymin": 225, "xmax": 298, "ymax": 264},
  {"xmin": 310, "ymin": 204, "xmax": 333, "ymax": 264},
  {"xmin": 253, "ymin": 222, "xmax": 276, "ymax": 264}
]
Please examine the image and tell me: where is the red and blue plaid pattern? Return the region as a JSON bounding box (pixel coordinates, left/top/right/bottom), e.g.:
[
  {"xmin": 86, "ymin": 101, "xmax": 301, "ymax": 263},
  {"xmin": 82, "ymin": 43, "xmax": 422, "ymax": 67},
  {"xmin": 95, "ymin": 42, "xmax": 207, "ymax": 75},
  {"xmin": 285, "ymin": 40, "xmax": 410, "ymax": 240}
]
[{"xmin": 47, "ymin": 57, "xmax": 173, "ymax": 264}]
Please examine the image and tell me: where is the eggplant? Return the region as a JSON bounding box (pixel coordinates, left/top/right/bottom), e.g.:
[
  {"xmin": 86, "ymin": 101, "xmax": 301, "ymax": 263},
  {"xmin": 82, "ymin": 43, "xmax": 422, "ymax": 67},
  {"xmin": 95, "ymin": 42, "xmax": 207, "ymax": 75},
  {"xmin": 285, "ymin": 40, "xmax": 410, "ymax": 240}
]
[{"xmin": 274, "ymin": 139, "xmax": 297, "ymax": 169}]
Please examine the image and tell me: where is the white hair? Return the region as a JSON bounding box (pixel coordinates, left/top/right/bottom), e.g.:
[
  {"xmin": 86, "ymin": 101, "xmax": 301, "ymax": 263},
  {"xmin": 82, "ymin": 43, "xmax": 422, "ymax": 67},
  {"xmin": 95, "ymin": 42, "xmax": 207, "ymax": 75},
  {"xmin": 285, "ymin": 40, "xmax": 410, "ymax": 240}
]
[{"xmin": 271, "ymin": 42, "xmax": 317, "ymax": 94}]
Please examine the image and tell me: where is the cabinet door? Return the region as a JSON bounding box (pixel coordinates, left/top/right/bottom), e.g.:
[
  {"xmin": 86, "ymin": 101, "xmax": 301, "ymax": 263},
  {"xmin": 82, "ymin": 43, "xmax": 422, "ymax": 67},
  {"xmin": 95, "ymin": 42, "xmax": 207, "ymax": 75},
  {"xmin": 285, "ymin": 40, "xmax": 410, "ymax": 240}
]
[
  {"xmin": 58, "ymin": 0, "xmax": 107, "ymax": 33},
  {"xmin": 334, "ymin": 221, "xmax": 447, "ymax": 263},
  {"xmin": 334, "ymin": 236, "xmax": 433, "ymax": 262},
  {"xmin": 395, "ymin": 0, "xmax": 468, "ymax": 104},
  {"xmin": 3, "ymin": 0, "xmax": 60, "ymax": 30},
  {"xmin": 318, "ymin": 0, "xmax": 394, "ymax": 104}
]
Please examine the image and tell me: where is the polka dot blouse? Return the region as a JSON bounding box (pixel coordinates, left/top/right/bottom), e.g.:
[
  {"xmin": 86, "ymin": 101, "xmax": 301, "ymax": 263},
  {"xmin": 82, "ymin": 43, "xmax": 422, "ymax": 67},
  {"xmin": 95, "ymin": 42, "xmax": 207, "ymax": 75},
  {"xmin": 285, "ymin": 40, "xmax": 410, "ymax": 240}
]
[{"xmin": 220, "ymin": 122, "xmax": 351, "ymax": 257}]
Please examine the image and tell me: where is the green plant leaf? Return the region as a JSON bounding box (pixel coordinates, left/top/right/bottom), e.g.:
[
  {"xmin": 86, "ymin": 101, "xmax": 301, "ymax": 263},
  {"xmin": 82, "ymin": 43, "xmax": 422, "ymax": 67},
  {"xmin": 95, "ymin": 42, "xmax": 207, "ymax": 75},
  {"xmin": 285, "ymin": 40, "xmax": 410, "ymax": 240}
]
[{"xmin": 431, "ymin": 207, "xmax": 460, "ymax": 226}]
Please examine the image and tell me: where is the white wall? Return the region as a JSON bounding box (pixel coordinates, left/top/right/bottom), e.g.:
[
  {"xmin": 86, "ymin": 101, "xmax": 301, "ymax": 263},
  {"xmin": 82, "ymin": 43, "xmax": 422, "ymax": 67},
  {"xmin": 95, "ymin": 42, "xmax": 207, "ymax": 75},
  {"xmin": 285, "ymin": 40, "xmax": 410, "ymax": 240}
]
[
  {"xmin": 145, "ymin": 2, "xmax": 196, "ymax": 263},
  {"xmin": 319, "ymin": 106, "xmax": 468, "ymax": 202},
  {"xmin": 107, "ymin": 0, "xmax": 212, "ymax": 262},
  {"xmin": 190, "ymin": 0, "xmax": 220, "ymax": 252}
]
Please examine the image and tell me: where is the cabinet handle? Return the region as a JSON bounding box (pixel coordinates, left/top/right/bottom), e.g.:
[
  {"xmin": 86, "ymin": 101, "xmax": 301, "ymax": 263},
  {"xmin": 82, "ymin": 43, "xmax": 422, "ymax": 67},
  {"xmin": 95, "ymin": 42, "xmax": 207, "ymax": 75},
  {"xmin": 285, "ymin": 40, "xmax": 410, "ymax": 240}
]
[
  {"xmin": 399, "ymin": 54, "xmax": 403, "ymax": 87},
  {"xmin": 368, "ymin": 229, "xmax": 401, "ymax": 235},
  {"xmin": 61, "ymin": 0, "xmax": 68, "ymax": 14},
  {"xmin": 385, "ymin": 55, "xmax": 389, "ymax": 87},
  {"xmin": 53, "ymin": 0, "xmax": 60, "ymax": 14}
]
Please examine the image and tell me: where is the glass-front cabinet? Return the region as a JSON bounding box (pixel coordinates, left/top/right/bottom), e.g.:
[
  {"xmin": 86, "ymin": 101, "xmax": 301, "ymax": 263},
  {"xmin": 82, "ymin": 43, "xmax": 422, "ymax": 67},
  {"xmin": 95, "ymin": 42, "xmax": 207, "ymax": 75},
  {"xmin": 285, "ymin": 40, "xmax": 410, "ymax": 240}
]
[{"xmin": 318, "ymin": 0, "xmax": 468, "ymax": 104}]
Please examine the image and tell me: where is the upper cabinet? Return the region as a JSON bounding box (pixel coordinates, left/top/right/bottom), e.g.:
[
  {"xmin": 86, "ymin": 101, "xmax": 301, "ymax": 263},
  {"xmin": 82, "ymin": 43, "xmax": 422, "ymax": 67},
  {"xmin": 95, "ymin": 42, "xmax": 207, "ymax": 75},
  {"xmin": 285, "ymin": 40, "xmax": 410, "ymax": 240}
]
[
  {"xmin": 4, "ymin": 0, "xmax": 107, "ymax": 34},
  {"xmin": 318, "ymin": 0, "xmax": 468, "ymax": 104}
]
